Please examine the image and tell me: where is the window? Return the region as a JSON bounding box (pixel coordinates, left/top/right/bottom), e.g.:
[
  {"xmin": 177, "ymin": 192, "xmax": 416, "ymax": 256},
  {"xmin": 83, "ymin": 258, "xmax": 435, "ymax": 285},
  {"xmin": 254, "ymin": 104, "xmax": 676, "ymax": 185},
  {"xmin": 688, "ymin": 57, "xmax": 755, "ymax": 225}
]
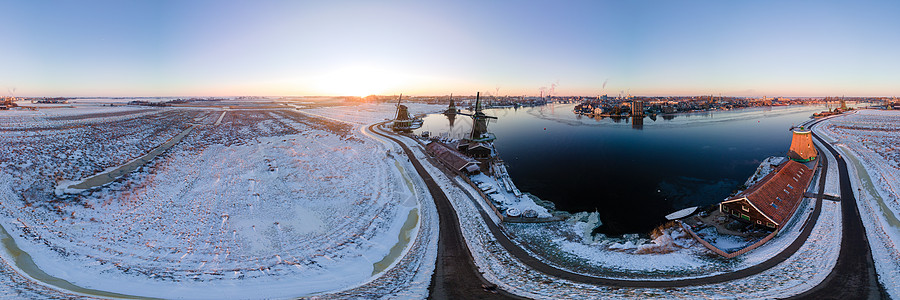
[
  {"xmin": 742, "ymin": 205, "xmax": 749, "ymax": 212},
  {"xmin": 757, "ymin": 220, "xmax": 762, "ymax": 225},
  {"xmin": 784, "ymin": 189, "xmax": 789, "ymax": 194},
  {"xmin": 767, "ymin": 222, "xmax": 776, "ymax": 228},
  {"xmin": 788, "ymin": 184, "xmax": 794, "ymax": 189},
  {"xmin": 771, "ymin": 203, "xmax": 779, "ymax": 209},
  {"xmin": 776, "ymin": 197, "xmax": 782, "ymax": 202}
]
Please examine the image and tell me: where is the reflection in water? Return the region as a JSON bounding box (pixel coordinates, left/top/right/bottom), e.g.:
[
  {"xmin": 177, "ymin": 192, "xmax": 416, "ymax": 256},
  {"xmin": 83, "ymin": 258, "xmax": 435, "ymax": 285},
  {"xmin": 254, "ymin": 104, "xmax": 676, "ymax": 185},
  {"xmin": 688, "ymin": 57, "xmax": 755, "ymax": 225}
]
[
  {"xmin": 446, "ymin": 112, "xmax": 456, "ymax": 128},
  {"xmin": 631, "ymin": 116, "xmax": 643, "ymax": 130}
]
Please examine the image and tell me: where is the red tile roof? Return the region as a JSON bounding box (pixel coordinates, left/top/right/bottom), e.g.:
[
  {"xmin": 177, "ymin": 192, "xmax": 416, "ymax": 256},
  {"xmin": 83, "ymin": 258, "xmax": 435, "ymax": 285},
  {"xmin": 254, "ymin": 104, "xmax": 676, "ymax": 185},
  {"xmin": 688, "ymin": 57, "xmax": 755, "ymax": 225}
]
[{"xmin": 731, "ymin": 160, "xmax": 814, "ymax": 225}]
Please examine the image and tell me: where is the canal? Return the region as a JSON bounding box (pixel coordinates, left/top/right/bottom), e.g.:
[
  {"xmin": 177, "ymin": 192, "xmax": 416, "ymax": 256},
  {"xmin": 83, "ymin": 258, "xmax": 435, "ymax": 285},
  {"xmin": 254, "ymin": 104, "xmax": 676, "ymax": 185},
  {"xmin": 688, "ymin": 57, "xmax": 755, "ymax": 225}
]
[{"xmin": 415, "ymin": 103, "xmax": 834, "ymax": 235}]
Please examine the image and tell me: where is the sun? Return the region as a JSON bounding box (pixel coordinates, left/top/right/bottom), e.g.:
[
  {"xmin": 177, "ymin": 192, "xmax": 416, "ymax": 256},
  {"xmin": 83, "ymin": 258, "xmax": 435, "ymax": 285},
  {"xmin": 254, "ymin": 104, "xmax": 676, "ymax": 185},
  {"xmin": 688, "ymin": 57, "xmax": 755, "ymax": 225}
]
[{"xmin": 314, "ymin": 66, "xmax": 401, "ymax": 97}]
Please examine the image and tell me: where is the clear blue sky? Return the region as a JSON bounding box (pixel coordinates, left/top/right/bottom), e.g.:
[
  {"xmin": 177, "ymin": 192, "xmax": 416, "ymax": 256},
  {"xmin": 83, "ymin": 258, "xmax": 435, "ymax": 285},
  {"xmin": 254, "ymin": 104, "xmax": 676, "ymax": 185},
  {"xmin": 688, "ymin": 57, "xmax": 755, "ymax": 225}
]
[{"xmin": 2, "ymin": 0, "xmax": 899, "ymax": 97}]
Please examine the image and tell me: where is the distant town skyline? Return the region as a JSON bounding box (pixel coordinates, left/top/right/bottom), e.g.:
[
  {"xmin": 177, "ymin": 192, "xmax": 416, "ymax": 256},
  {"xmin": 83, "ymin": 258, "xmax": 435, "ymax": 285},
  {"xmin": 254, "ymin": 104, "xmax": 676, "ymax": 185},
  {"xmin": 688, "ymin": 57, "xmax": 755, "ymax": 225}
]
[{"xmin": 2, "ymin": 0, "xmax": 900, "ymax": 97}]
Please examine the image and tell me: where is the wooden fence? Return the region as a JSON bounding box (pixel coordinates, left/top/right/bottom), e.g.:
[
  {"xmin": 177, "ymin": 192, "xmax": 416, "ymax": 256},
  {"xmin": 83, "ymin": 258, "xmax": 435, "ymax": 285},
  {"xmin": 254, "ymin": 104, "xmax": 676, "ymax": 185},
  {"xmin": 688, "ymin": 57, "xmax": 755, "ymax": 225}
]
[{"xmin": 678, "ymin": 220, "xmax": 778, "ymax": 258}]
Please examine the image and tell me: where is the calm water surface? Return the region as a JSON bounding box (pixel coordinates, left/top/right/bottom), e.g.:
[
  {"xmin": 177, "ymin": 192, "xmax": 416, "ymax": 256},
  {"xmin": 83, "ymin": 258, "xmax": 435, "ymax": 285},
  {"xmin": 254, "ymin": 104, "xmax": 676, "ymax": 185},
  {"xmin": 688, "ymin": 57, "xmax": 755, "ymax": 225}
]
[{"xmin": 415, "ymin": 103, "xmax": 830, "ymax": 235}]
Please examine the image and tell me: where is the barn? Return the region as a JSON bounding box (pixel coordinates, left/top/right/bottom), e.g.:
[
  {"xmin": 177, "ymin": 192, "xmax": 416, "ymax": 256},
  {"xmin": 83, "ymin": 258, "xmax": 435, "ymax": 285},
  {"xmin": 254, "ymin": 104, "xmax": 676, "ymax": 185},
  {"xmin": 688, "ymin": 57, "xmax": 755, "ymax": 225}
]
[
  {"xmin": 425, "ymin": 142, "xmax": 480, "ymax": 174},
  {"xmin": 719, "ymin": 160, "xmax": 814, "ymax": 230}
]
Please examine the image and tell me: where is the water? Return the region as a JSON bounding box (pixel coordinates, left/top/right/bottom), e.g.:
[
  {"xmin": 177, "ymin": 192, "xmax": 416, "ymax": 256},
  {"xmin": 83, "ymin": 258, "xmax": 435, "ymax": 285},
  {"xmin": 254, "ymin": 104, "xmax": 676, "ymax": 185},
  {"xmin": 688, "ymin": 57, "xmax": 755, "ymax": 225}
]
[{"xmin": 415, "ymin": 103, "xmax": 832, "ymax": 235}]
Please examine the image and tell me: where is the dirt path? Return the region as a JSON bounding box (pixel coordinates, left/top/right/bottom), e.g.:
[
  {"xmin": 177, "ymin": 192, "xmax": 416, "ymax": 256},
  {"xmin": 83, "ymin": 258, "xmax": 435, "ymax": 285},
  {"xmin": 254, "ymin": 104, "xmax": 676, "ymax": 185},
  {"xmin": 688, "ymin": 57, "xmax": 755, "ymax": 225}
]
[
  {"xmin": 66, "ymin": 124, "xmax": 196, "ymax": 191},
  {"xmin": 792, "ymin": 120, "xmax": 888, "ymax": 299},
  {"xmin": 368, "ymin": 124, "xmax": 514, "ymax": 299}
]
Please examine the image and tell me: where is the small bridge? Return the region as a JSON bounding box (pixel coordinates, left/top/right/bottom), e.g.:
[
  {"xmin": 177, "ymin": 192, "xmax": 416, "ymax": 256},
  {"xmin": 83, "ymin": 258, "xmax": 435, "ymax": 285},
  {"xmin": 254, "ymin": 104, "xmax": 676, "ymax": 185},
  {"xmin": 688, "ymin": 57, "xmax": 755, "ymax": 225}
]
[{"xmin": 805, "ymin": 191, "xmax": 841, "ymax": 201}]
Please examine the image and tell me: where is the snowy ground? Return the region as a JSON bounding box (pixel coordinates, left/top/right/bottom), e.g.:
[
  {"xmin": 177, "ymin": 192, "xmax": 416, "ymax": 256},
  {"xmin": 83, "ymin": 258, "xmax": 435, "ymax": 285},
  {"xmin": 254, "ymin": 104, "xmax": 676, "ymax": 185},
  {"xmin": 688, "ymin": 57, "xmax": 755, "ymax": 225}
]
[
  {"xmin": 696, "ymin": 227, "xmax": 755, "ymax": 252},
  {"xmin": 0, "ymin": 103, "xmax": 437, "ymax": 298},
  {"xmin": 743, "ymin": 156, "xmax": 787, "ymax": 188},
  {"xmin": 469, "ymin": 173, "xmax": 551, "ymax": 218},
  {"xmin": 502, "ymin": 155, "xmax": 822, "ymax": 281},
  {"xmin": 815, "ymin": 109, "xmax": 900, "ymax": 298}
]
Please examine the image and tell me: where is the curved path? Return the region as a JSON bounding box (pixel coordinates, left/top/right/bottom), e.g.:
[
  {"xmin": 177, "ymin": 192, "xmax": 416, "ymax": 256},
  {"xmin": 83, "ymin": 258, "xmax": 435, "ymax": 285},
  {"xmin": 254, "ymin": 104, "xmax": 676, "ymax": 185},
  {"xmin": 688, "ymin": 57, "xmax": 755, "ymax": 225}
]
[
  {"xmin": 368, "ymin": 121, "xmax": 845, "ymax": 297},
  {"xmin": 369, "ymin": 124, "xmax": 515, "ymax": 299},
  {"xmin": 791, "ymin": 120, "xmax": 887, "ymax": 299}
]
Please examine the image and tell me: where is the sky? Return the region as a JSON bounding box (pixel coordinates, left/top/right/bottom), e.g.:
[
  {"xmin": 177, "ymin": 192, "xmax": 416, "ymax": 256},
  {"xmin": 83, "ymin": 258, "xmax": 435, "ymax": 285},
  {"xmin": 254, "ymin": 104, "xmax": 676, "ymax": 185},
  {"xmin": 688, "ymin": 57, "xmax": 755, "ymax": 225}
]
[{"xmin": 1, "ymin": 0, "xmax": 899, "ymax": 97}]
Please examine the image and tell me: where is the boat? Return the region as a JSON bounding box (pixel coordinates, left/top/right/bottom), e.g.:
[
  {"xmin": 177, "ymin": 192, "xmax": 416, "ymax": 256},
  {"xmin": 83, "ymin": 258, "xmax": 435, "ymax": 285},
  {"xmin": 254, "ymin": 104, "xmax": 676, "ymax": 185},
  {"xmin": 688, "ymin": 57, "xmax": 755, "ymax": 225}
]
[
  {"xmin": 506, "ymin": 208, "xmax": 522, "ymax": 217},
  {"xmin": 665, "ymin": 206, "xmax": 698, "ymax": 220}
]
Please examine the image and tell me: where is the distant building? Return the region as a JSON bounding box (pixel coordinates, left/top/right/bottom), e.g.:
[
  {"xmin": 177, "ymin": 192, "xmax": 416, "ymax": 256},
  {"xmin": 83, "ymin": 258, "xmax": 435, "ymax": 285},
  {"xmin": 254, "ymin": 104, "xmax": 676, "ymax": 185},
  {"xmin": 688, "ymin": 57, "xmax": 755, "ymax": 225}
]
[
  {"xmin": 631, "ymin": 100, "xmax": 644, "ymax": 116},
  {"xmin": 35, "ymin": 98, "xmax": 69, "ymax": 104},
  {"xmin": 1, "ymin": 97, "xmax": 15, "ymax": 110},
  {"xmin": 719, "ymin": 160, "xmax": 814, "ymax": 230},
  {"xmin": 788, "ymin": 129, "xmax": 817, "ymax": 162},
  {"xmin": 662, "ymin": 106, "xmax": 676, "ymax": 114}
]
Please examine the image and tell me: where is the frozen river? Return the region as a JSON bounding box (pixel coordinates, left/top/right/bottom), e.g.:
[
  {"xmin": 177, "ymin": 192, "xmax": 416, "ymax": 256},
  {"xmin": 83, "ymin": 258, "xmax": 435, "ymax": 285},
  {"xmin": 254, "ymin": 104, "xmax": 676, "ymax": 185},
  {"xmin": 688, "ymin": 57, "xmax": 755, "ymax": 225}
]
[{"xmin": 416, "ymin": 103, "xmax": 843, "ymax": 235}]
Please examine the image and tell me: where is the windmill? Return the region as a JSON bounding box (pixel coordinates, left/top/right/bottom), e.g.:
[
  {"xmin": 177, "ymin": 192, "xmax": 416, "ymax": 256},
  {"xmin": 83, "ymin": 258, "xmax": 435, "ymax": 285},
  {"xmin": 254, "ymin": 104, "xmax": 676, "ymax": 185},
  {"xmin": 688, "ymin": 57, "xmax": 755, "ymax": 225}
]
[
  {"xmin": 443, "ymin": 93, "xmax": 457, "ymax": 115},
  {"xmin": 394, "ymin": 94, "xmax": 405, "ymax": 120},
  {"xmin": 443, "ymin": 94, "xmax": 457, "ymax": 129},
  {"xmin": 391, "ymin": 94, "xmax": 420, "ymax": 132},
  {"xmin": 456, "ymin": 92, "xmax": 497, "ymax": 142}
]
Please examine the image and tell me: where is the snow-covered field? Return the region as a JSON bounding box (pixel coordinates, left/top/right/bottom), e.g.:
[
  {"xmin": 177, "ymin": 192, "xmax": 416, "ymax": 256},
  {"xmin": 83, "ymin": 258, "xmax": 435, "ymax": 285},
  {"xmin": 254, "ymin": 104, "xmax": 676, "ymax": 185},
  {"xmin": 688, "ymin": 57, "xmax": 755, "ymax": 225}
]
[
  {"xmin": 0, "ymin": 103, "xmax": 437, "ymax": 298},
  {"xmin": 302, "ymin": 102, "xmax": 445, "ymax": 126},
  {"xmin": 815, "ymin": 109, "xmax": 900, "ymax": 298}
]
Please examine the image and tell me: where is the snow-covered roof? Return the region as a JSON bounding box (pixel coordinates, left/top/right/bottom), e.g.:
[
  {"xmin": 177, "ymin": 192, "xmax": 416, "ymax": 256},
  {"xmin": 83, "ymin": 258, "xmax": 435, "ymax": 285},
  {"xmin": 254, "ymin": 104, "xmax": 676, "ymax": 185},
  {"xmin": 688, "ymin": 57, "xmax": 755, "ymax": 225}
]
[{"xmin": 426, "ymin": 142, "xmax": 479, "ymax": 172}]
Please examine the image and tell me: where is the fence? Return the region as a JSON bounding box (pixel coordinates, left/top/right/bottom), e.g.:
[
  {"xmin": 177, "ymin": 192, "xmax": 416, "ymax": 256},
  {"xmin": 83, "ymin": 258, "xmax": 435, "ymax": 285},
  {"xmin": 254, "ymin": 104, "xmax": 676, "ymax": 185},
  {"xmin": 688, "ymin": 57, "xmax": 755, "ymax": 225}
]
[{"xmin": 678, "ymin": 220, "xmax": 778, "ymax": 258}]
